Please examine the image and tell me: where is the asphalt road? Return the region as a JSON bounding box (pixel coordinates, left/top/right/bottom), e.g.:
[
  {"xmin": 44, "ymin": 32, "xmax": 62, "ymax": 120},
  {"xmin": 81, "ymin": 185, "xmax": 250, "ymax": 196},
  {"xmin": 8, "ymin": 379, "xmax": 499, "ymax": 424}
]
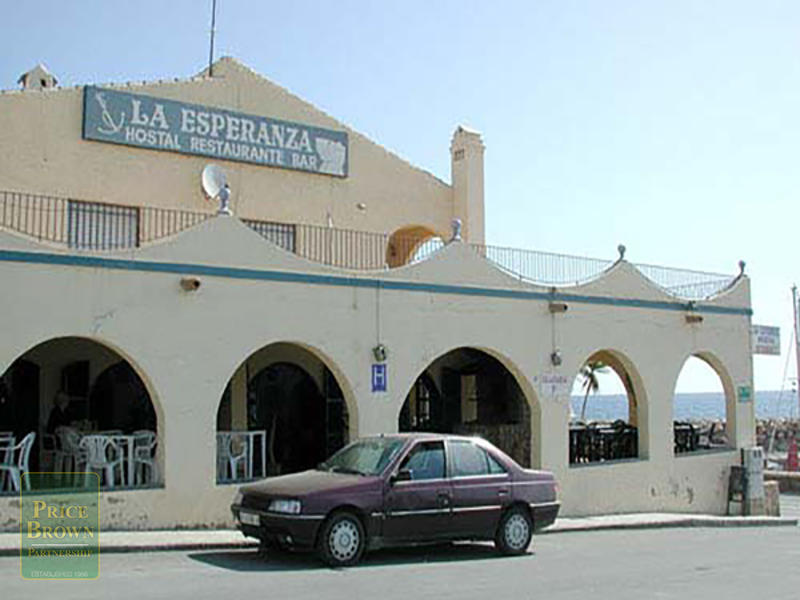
[{"xmin": 3, "ymin": 527, "xmax": 800, "ymax": 600}]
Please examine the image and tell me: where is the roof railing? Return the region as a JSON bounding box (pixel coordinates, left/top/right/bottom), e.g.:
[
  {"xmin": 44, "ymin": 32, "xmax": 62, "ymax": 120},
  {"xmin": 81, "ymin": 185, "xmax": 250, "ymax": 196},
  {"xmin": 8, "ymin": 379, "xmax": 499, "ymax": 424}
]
[{"xmin": 0, "ymin": 190, "xmax": 737, "ymax": 299}]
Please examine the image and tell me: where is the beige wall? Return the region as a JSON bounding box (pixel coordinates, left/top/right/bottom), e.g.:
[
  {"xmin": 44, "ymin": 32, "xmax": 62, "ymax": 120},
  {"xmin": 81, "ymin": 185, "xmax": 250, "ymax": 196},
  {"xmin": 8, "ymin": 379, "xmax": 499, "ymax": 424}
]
[
  {"xmin": 0, "ymin": 58, "xmax": 462, "ymax": 241},
  {"xmin": 0, "ymin": 216, "xmax": 753, "ymax": 528}
]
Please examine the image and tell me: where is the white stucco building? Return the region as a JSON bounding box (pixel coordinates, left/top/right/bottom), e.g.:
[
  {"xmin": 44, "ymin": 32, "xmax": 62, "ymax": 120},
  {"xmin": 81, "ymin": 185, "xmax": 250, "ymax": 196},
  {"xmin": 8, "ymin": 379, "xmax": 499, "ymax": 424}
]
[{"xmin": 0, "ymin": 58, "xmax": 754, "ymax": 530}]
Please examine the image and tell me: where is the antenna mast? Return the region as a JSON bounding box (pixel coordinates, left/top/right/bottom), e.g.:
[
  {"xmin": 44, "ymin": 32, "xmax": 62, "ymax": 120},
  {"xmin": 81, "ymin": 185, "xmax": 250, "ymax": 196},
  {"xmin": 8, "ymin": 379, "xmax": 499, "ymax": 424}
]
[
  {"xmin": 793, "ymin": 285, "xmax": 800, "ymax": 417},
  {"xmin": 208, "ymin": 0, "xmax": 218, "ymax": 77}
]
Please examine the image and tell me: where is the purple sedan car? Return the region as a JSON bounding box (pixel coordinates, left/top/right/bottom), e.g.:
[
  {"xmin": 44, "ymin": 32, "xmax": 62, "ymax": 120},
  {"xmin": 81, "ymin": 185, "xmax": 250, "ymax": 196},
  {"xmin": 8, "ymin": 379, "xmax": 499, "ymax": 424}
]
[{"xmin": 231, "ymin": 433, "xmax": 560, "ymax": 566}]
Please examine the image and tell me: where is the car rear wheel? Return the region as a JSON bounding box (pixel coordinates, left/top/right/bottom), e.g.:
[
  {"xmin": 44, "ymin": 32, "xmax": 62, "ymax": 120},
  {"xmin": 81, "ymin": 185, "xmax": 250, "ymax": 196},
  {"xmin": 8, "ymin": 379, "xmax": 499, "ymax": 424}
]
[
  {"xmin": 495, "ymin": 506, "xmax": 533, "ymax": 555},
  {"xmin": 318, "ymin": 511, "xmax": 366, "ymax": 567}
]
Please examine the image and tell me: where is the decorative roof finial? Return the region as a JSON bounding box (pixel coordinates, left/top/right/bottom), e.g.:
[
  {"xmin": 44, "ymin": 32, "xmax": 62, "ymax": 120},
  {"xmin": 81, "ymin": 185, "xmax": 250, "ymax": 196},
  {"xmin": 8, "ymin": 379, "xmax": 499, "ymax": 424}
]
[
  {"xmin": 617, "ymin": 244, "xmax": 626, "ymax": 260},
  {"xmin": 738, "ymin": 260, "xmax": 746, "ymax": 275},
  {"xmin": 451, "ymin": 218, "xmax": 462, "ymax": 242},
  {"xmin": 217, "ymin": 184, "xmax": 232, "ymax": 215}
]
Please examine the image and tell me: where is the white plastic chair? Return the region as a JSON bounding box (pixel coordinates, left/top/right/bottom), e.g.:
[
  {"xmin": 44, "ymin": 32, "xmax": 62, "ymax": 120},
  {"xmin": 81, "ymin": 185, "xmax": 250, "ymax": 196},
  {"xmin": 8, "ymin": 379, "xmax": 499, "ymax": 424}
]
[
  {"xmin": 80, "ymin": 435, "xmax": 124, "ymax": 489},
  {"xmin": 0, "ymin": 432, "xmax": 36, "ymax": 492},
  {"xmin": 0, "ymin": 433, "xmax": 15, "ymax": 491},
  {"xmin": 216, "ymin": 432, "xmax": 248, "ymax": 482},
  {"xmin": 40, "ymin": 433, "xmax": 58, "ymax": 471},
  {"xmin": 216, "ymin": 433, "xmax": 230, "ymax": 482},
  {"xmin": 56, "ymin": 426, "xmax": 87, "ymax": 485},
  {"xmin": 227, "ymin": 433, "xmax": 249, "ymax": 481},
  {"xmin": 132, "ymin": 430, "xmax": 158, "ymax": 486}
]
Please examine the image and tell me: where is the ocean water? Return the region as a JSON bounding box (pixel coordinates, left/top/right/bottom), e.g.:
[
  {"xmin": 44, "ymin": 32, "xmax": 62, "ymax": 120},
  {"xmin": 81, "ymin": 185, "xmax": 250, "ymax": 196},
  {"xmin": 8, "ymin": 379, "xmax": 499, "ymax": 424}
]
[{"xmin": 571, "ymin": 390, "xmax": 800, "ymax": 422}]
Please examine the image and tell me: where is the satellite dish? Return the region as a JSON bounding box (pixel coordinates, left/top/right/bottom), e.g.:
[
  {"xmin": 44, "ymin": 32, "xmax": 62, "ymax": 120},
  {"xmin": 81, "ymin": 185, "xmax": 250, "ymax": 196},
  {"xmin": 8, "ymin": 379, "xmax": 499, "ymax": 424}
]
[
  {"xmin": 201, "ymin": 164, "xmax": 227, "ymax": 200},
  {"xmin": 201, "ymin": 164, "xmax": 232, "ymax": 215}
]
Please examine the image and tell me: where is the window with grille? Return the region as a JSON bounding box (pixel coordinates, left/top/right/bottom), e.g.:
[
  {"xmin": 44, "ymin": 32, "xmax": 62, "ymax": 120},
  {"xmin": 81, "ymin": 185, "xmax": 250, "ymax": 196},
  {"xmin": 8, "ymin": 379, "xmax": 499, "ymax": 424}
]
[{"xmin": 68, "ymin": 201, "xmax": 139, "ymax": 250}]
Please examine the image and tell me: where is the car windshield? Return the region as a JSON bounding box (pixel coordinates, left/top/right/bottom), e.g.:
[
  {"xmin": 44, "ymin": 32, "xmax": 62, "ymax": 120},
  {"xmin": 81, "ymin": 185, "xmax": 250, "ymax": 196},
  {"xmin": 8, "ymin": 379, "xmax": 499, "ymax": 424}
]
[{"xmin": 319, "ymin": 437, "xmax": 405, "ymax": 476}]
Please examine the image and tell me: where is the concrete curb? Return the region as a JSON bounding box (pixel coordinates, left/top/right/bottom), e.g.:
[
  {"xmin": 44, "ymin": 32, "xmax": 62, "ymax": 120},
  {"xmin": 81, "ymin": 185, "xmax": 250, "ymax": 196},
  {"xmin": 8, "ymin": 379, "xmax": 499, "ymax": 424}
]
[
  {"xmin": 1, "ymin": 515, "xmax": 795, "ymax": 556},
  {"xmin": 542, "ymin": 515, "xmax": 798, "ymax": 534}
]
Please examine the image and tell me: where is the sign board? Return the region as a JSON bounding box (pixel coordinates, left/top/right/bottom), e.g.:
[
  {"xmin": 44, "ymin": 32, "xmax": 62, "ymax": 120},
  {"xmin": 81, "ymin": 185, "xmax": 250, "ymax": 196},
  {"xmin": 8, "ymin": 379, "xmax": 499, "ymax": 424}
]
[
  {"xmin": 737, "ymin": 385, "xmax": 753, "ymax": 403},
  {"xmin": 534, "ymin": 373, "xmax": 571, "ymax": 398},
  {"xmin": 371, "ymin": 364, "xmax": 387, "ymax": 393},
  {"xmin": 82, "ymin": 86, "xmax": 349, "ymax": 177},
  {"xmin": 751, "ymin": 325, "xmax": 780, "ymax": 355}
]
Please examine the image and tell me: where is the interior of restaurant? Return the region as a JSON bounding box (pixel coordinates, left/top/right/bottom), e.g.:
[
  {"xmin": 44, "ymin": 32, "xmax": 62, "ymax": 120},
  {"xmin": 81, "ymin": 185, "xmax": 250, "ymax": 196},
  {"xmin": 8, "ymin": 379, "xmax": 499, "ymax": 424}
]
[
  {"xmin": 398, "ymin": 347, "xmax": 532, "ymax": 467},
  {"xmin": 216, "ymin": 343, "xmax": 349, "ymax": 483},
  {"xmin": 0, "ymin": 337, "xmax": 159, "ymax": 493}
]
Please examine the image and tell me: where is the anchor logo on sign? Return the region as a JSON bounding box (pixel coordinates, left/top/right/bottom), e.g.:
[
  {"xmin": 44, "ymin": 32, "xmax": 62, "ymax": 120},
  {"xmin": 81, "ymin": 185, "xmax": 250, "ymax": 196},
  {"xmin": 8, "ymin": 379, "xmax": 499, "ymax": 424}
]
[{"xmin": 94, "ymin": 92, "xmax": 126, "ymax": 134}]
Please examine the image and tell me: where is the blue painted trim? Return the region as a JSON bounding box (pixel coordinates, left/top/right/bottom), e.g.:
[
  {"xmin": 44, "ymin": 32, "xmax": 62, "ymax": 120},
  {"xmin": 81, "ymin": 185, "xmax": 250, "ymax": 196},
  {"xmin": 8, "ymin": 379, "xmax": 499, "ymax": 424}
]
[{"xmin": 0, "ymin": 249, "xmax": 753, "ymax": 316}]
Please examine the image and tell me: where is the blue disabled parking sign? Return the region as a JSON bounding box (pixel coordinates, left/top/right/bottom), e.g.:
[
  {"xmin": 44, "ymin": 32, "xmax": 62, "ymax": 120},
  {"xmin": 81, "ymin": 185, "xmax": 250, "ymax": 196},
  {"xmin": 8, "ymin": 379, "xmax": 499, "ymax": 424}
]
[{"xmin": 372, "ymin": 364, "xmax": 387, "ymax": 393}]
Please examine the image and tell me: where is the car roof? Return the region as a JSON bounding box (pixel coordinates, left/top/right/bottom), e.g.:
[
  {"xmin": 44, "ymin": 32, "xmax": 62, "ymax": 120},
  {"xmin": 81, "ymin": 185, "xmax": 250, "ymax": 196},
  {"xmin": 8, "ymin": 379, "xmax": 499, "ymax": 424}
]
[
  {"xmin": 355, "ymin": 432, "xmax": 521, "ymax": 471},
  {"xmin": 362, "ymin": 431, "xmax": 483, "ymax": 440},
  {"xmin": 361, "ymin": 432, "xmax": 503, "ymax": 445}
]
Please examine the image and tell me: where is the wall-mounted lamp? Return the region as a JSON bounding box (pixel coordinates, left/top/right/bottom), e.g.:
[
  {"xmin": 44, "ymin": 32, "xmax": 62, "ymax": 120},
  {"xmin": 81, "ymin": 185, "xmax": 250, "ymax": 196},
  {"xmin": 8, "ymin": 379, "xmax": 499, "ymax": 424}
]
[
  {"xmin": 180, "ymin": 277, "xmax": 201, "ymax": 292},
  {"xmin": 373, "ymin": 344, "xmax": 387, "ymax": 362},
  {"xmin": 548, "ymin": 302, "xmax": 568, "ymax": 314},
  {"xmin": 550, "ymin": 349, "xmax": 563, "ymax": 367},
  {"xmin": 685, "ymin": 300, "xmax": 702, "ymax": 323}
]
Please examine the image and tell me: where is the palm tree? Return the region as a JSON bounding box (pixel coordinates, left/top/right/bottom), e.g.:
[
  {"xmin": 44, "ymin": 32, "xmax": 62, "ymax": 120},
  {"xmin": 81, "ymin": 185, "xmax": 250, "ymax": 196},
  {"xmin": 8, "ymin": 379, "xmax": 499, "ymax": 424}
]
[{"xmin": 579, "ymin": 361, "xmax": 609, "ymax": 422}]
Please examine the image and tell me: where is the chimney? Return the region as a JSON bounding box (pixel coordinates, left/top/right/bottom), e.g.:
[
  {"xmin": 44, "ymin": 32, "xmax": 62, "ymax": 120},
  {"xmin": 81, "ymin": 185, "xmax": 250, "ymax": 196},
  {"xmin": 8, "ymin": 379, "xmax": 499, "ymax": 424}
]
[
  {"xmin": 450, "ymin": 125, "xmax": 485, "ymax": 245},
  {"xmin": 18, "ymin": 64, "xmax": 57, "ymax": 91}
]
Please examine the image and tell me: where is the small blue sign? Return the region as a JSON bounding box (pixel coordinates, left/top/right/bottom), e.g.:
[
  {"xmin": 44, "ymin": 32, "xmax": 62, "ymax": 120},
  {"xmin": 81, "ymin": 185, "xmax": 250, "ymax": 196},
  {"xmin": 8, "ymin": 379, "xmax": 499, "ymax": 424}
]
[{"xmin": 372, "ymin": 364, "xmax": 387, "ymax": 393}]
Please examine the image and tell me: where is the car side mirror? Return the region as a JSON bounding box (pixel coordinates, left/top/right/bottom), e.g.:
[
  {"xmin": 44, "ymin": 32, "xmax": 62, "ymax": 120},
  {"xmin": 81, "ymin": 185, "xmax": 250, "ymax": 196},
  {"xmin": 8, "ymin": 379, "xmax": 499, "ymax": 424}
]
[{"xmin": 391, "ymin": 468, "xmax": 413, "ymax": 485}]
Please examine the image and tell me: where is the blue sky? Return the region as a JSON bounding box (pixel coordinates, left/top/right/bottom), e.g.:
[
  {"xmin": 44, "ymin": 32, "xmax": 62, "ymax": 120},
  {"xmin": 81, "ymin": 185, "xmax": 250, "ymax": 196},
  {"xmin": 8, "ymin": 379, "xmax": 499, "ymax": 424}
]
[{"xmin": 3, "ymin": 1, "xmax": 798, "ymax": 393}]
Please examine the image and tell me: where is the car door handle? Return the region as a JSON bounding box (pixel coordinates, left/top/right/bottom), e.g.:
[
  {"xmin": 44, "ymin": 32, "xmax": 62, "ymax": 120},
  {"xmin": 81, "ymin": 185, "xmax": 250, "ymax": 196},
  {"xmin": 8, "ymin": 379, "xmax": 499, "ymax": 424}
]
[
  {"xmin": 498, "ymin": 489, "xmax": 509, "ymax": 497},
  {"xmin": 437, "ymin": 492, "xmax": 451, "ymax": 506}
]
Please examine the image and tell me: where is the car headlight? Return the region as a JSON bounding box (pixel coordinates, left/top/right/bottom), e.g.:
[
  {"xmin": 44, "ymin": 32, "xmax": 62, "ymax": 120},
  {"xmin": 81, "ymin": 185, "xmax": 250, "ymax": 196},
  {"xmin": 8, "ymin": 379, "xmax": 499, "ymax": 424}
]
[
  {"xmin": 268, "ymin": 499, "xmax": 302, "ymax": 514},
  {"xmin": 233, "ymin": 491, "xmax": 244, "ymax": 506}
]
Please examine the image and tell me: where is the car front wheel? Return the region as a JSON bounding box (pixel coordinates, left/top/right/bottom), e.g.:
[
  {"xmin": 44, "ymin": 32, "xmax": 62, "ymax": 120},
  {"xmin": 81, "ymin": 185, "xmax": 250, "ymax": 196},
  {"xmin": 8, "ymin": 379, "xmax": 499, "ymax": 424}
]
[
  {"xmin": 495, "ymin": 506, "xmax": 533, "ymax": 555},
  {"xmin": 318, "ymin": 511, "xmax": 366, "ymax": 567}
]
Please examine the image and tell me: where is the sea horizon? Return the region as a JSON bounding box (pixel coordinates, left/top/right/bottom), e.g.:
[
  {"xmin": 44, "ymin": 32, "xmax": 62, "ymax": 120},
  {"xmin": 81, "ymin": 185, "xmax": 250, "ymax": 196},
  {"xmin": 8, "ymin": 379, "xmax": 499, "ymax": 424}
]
[{"xmin": 571, "ymin": 390, "xmax": 799, "ymax": 422}]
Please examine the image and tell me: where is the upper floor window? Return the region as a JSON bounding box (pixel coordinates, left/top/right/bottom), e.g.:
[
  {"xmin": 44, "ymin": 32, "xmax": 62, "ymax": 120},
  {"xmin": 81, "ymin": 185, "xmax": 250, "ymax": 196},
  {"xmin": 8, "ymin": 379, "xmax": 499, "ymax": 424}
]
[{"xmin": 68, "ymin": 200, "xmax": 139, "ymax": 250}]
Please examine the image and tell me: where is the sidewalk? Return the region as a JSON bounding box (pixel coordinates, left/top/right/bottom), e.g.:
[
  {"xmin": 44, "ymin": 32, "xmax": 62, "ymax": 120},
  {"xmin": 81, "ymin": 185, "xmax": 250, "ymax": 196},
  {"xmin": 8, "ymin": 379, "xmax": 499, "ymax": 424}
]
[{"xmin": 1, "ymin": 511, "xmax": 795, "ymax": 557}]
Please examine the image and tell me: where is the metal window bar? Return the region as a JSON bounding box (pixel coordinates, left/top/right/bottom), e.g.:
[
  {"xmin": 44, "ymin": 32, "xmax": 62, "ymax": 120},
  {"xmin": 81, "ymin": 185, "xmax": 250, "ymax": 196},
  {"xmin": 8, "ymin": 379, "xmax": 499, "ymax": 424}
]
[{"xmin": 67, "ymin": 200, "xmax": 139, "ymax": 250}]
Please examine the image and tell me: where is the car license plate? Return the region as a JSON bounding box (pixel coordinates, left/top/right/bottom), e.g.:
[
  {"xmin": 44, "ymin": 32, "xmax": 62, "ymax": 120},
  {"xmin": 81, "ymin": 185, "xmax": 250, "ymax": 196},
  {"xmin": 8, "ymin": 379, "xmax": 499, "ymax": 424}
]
[{"xmin": 239, "ymin": 511, "xmax": 260, "ymax": 526}]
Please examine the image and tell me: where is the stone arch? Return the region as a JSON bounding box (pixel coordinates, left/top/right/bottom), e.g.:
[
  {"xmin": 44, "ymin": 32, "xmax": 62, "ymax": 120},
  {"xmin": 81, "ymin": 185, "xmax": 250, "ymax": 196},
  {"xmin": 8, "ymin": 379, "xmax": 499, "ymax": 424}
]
[
  {"xmin": 386, "ymin": 225, "xmax": 444, "ymax": 268},
  {"xmin": 672, "ymin": 351, "xmax": 736, "ymax": 454},
  {"xmin": 570, "ymin": 348, "xmax": 648, "ymax": 464},
  {"xmin": 215, "ymin": 341, "xmax": 357, "ymax": 482},
  {"xmin": 0, "ymin": 335, "xmax": 164, "ymax": 489},
  {"xmin": 396, "ymin": 345, "xmax": 542, "ymax": 468}
]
